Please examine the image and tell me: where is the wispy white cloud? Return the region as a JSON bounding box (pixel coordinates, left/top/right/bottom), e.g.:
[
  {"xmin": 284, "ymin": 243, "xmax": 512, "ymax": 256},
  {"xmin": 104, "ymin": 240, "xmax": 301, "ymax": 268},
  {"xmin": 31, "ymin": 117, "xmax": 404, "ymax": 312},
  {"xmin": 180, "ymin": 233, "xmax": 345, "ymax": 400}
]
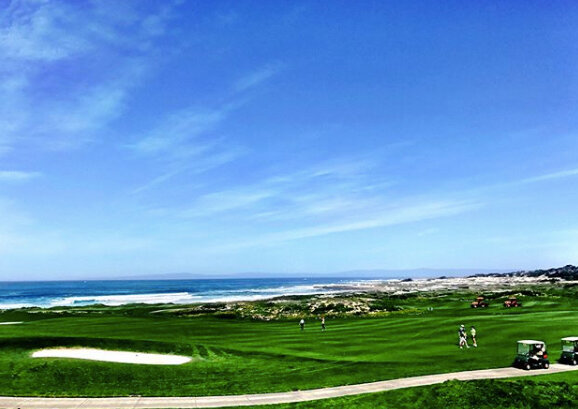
[
  {"xmin": 128, "ymin": 60, "xmax": 284, "ymax": 193},
  {"xmin": 0, "ymin": 0, "xmax": 90, "ymax": 62},
  {"xmin": 131, "ymin": 108, "xmax": 226, "ymax": 155},
  {"xmin": 0, "ymin": 170, "xmax": 41, "ymax": 182},
  {"xmin": 175, "ymin": 156, "xmax": 384, "ymax": 219},
  {"xmin": 33, "ymin": 75, "xmax": 145, "ymax": 151},
  {"xmin": 128, "ymin": 104, "xmax": 247, "ymax": 193},
  {"xmin": 128, "ymin": 62, "xmax": 284, "ymax": 194},
  {"xmin": 0, "ymin": 0, "xmax": 180, "ymax": 154},
  {"xmin": 446, "ymin": 165, "xmax": 578, "ymax": 201},
  {"xmin": 266, "ymin": 199, "xmax": 478, "ymax": 241},
  {"xmin": 148, "ymin": 146, "xmax": 486, "ymax": 253},
  {"xmin": 205, "ymin": 199, "xmax": 480, "ymax": 251},
  {"xmin": 181, "ymin": 190, "xmax": 274, "ymax": 218},
  {"xmin": 234, "ymin": 64, "xmax": 282, "ymax": 92},
  {"xmin": 521, "ymin": 168, "xmax": 578, "ymax": 184},
  {"xmin": 0, "ymin": 0, "xmax": 178, "ymax": 61},
  {"xmin": 130, "ymin": 148, "xmax": 245, "ymax": 195}
]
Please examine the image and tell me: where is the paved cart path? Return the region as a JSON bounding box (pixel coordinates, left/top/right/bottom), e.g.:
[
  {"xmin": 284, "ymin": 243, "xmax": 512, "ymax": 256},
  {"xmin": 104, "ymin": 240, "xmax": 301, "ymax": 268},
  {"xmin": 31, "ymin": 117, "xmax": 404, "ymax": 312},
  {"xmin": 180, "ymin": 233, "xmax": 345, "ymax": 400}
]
[{"xmin": 1, "ymin": 364, "xmax": 577, "ymax": 409}]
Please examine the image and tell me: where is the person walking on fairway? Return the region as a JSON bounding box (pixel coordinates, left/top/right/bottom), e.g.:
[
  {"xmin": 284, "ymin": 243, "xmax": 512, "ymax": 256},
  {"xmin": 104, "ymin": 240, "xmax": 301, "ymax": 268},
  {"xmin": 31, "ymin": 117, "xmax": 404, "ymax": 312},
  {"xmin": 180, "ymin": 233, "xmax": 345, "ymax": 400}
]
[
  {"xmin": 321, "ymin": 316, "xmax": 326, "ymax": 331},
  {"xmin": 459, "ymin": 324, "xmax": 469, "ymax": 349},
  {"xmin": 470, "ymin": 326, "xmax": 477, "ymax": 347},
  {"xmin": 299, "ymin": 318, "xmax": 305, "ymax": 331}
]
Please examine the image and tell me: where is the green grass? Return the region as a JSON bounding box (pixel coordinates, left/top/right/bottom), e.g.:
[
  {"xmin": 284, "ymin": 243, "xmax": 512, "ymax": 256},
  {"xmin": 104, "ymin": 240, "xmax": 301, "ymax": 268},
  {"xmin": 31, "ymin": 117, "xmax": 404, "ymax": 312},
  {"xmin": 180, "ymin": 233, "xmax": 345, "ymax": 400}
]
[
  {"xmin": 231, "ymin": 379, "xmax": 578, "ymax": 409},
  {"xmin": 0, "ymin": 289, "xmax": 577, "ymax": 397}
]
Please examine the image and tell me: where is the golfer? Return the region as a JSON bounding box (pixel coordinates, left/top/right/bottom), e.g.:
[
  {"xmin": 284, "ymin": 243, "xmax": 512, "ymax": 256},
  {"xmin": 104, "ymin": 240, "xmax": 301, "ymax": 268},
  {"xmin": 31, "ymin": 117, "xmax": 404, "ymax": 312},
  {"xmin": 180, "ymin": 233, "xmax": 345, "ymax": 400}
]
[
  {"xmin": 530, "ymin": 344, "xmax": 544, "ymax": 364},
  {"xmin": 470, "ymin": 326, "xmax": 477, "ymax": 347},
  {"xmin": 459, "ymin": 324, "xmax": 469, "ymax": 349},
  {"xmin": 321, "ymin": 317, "xmax": 326, "ymax": 331},
  {"xmin": 299, "ymin": 318, "xmax": 305, "ymax": 331}
]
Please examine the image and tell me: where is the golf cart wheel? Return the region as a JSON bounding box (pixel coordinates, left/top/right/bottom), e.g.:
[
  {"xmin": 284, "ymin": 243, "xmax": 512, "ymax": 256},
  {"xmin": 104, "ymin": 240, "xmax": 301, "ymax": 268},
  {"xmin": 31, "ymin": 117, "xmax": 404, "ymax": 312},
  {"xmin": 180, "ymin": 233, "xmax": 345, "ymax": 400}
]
[
  {"xmin": 572, "ymin": 359, "xmax": 577, "ymax": 366},
  {"xmin": 543, "ymin": 362, "xmax": 549, "ymax": 369},
  {"xmin": 525, "ymin": 363, "xmax": 531, "ymax": 370}
]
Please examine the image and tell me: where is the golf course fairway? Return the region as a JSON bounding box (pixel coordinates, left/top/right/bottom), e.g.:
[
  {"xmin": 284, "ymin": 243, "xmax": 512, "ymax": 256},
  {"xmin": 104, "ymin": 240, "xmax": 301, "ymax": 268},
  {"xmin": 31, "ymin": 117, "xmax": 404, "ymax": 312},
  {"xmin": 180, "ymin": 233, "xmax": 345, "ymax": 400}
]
[{"xmin": 0, "ymin": 288, "xmax": 577, "ymax": 408}]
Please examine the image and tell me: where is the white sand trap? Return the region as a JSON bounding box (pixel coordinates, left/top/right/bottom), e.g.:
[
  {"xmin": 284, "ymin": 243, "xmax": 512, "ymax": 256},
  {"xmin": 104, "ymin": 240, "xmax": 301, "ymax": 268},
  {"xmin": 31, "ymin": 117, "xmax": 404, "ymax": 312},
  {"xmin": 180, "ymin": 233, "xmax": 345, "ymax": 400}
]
[
  {"xmin": 0, "ymin": 321, "xmax": 23, "ymax": 325},
  {"xmin": 32, "ymin": 348, "xmax": 191, "ymax": 365}
]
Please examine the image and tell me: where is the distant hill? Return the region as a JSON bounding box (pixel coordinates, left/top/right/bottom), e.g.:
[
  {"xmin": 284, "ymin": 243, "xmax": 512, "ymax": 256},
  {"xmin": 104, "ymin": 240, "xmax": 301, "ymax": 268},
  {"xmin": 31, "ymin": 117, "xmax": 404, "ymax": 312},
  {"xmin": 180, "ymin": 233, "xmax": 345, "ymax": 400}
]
[{"xmin": 469, "ymin": 265, "xmax": 578, "ymax": 280}]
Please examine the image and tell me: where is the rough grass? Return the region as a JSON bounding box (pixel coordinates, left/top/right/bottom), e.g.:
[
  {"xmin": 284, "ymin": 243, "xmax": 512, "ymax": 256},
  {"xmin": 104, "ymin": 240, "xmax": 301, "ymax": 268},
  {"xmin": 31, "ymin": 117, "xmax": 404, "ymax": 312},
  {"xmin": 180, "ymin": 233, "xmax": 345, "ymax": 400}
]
[
  {"xmin": 233, "ymin": 379, "xmax": 578, "ymax": 409},
  {"xmin": 0, "ymin": 289, "xmax": 577, "ymax": 397}
]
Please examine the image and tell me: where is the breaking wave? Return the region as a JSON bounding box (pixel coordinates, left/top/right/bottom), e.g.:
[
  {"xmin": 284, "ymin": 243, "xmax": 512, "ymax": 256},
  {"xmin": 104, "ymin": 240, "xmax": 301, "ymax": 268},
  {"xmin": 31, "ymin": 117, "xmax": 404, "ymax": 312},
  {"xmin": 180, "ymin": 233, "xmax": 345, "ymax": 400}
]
[{"xmin": 0, "ymin": 278, "xmax": 358, "ymax": 309}]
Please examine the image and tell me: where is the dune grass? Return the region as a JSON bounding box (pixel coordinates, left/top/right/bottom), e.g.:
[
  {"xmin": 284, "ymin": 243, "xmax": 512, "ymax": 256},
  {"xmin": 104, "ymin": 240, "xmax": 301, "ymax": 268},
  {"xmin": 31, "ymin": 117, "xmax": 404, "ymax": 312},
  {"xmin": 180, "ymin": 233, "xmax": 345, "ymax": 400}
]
[{"xmin": 0, "ymin": 289, "xmax": 577, "ymax": 397}]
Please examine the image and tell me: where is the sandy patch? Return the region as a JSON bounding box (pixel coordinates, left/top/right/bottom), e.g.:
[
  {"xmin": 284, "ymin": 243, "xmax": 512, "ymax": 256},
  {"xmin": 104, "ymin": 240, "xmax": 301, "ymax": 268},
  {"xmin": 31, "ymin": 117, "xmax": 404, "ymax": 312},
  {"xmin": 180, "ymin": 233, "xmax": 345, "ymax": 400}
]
[
  {"xmin": 32, "ymin": 348, "xmax": 191, "ymax": 365},
  {"xmin": 0, "ymin": 321, "xmax": 23, "ymax": 325},
  {"xmin": 320, "ymin": 275, "xmax": 571, "ymax": 294}
]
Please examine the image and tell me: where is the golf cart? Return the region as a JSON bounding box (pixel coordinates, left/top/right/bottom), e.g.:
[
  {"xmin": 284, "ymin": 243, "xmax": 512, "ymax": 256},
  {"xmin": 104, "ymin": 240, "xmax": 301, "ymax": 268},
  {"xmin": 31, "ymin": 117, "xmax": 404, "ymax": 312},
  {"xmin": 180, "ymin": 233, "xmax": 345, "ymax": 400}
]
[
  {"xmin": 559, "ymin": 337, "xmax": 578, "ymax": 365},
  {"xmin": 514, "ymin": 340, "xmax": 550, "ymax": 370},
  {"xmin": 471, "ymin": 296, "xmax": 489, "ymax": 308},
  {"xmin": 504, "ymin": 297, "xmax": 522, "ymax": 308}
]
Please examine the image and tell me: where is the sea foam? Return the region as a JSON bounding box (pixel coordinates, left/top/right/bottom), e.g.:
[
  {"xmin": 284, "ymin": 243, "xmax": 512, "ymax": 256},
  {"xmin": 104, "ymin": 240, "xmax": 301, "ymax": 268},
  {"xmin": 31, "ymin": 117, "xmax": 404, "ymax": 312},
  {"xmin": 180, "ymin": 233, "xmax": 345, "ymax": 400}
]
[{"xmin": 0, "ymin": 277, "xmax": 356, "ymax": 309}]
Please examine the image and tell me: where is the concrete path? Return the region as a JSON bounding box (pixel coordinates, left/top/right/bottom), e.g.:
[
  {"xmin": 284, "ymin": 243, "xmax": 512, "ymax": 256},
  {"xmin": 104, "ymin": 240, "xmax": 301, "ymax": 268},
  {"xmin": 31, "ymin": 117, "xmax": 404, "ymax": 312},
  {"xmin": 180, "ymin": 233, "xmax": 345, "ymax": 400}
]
[{"xmin": 1, "ymin": 364, "xmax": 577, "ymax": 409}]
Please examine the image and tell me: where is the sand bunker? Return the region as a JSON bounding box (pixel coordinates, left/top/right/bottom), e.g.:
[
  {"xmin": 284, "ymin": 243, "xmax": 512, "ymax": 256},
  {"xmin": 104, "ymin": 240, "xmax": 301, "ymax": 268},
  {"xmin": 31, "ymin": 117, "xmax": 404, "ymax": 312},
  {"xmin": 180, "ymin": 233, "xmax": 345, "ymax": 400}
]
[
  {"xmin": 32, "ymin": 348, "xmax": 191, "ymax": 365},
  {"xmin": 0, "ymin": 321, "xmax": 23, "ymax": 325}
]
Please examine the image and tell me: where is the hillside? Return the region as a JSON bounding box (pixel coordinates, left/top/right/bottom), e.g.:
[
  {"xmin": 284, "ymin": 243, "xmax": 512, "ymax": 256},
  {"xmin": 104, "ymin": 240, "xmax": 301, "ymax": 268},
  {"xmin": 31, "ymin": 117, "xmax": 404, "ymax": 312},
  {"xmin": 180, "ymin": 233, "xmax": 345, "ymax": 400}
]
[{"xmin": 470, "ymin": 265, "xmax": 578, "ymax": 280}]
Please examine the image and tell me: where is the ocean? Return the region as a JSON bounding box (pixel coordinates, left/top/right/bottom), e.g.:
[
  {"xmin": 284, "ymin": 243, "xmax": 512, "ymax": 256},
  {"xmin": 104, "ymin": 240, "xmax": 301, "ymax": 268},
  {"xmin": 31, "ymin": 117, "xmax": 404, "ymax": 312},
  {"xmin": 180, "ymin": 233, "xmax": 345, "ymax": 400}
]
[{"xmin": 0, "ymin": 277, "xmax": 362, "ymax": 310}]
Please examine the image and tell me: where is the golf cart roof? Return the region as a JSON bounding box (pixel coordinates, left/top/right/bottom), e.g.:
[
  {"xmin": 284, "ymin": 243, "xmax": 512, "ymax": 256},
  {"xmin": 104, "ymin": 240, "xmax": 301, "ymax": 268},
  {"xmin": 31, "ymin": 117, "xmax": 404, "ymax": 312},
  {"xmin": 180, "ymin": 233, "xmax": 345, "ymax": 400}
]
[
  {"xmin": 517, "ymin": 340, "xmax": 545, "ymax": 345},
  {"xmin": 561, "ymin": 337, "xmax": 578, "ymax": 342}
]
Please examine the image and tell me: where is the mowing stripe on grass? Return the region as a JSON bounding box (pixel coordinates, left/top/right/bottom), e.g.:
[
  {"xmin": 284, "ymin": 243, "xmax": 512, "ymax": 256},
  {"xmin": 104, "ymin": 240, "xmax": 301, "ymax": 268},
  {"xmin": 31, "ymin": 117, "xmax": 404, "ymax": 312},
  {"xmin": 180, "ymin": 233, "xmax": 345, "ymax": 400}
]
[{"xmin": 0, "ymin": 364, "xmax": 577, "ymax": 409}]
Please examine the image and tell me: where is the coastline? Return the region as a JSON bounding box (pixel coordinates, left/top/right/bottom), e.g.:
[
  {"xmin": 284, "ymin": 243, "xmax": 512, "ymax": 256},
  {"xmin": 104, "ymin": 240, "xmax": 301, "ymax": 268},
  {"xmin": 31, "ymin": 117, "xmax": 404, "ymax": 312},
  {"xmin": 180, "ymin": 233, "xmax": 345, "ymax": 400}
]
[
  {"xmin": 0, "ymin": 277, "xmax": 356, "ymax": 310},
  {"xmin": 2, "ymin": 274, "xmax": 577, "ymax": 311}
]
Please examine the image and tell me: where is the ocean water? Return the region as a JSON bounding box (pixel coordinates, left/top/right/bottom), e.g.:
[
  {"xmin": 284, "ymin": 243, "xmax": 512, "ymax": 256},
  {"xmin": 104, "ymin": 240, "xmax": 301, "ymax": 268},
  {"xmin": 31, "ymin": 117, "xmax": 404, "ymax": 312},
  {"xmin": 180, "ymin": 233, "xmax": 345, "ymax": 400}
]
[{"xmin": 0, "ymin": 277, "xmax": 359, "ymax": 309}]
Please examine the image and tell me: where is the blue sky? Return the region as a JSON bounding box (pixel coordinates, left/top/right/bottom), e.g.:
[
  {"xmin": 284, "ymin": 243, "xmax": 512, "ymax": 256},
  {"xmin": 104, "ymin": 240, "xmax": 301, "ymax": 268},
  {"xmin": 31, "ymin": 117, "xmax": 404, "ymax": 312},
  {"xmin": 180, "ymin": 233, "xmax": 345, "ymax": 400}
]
[{"xmin": 1, "ymin": 0, "xmax": 577, "ymax": 280}]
